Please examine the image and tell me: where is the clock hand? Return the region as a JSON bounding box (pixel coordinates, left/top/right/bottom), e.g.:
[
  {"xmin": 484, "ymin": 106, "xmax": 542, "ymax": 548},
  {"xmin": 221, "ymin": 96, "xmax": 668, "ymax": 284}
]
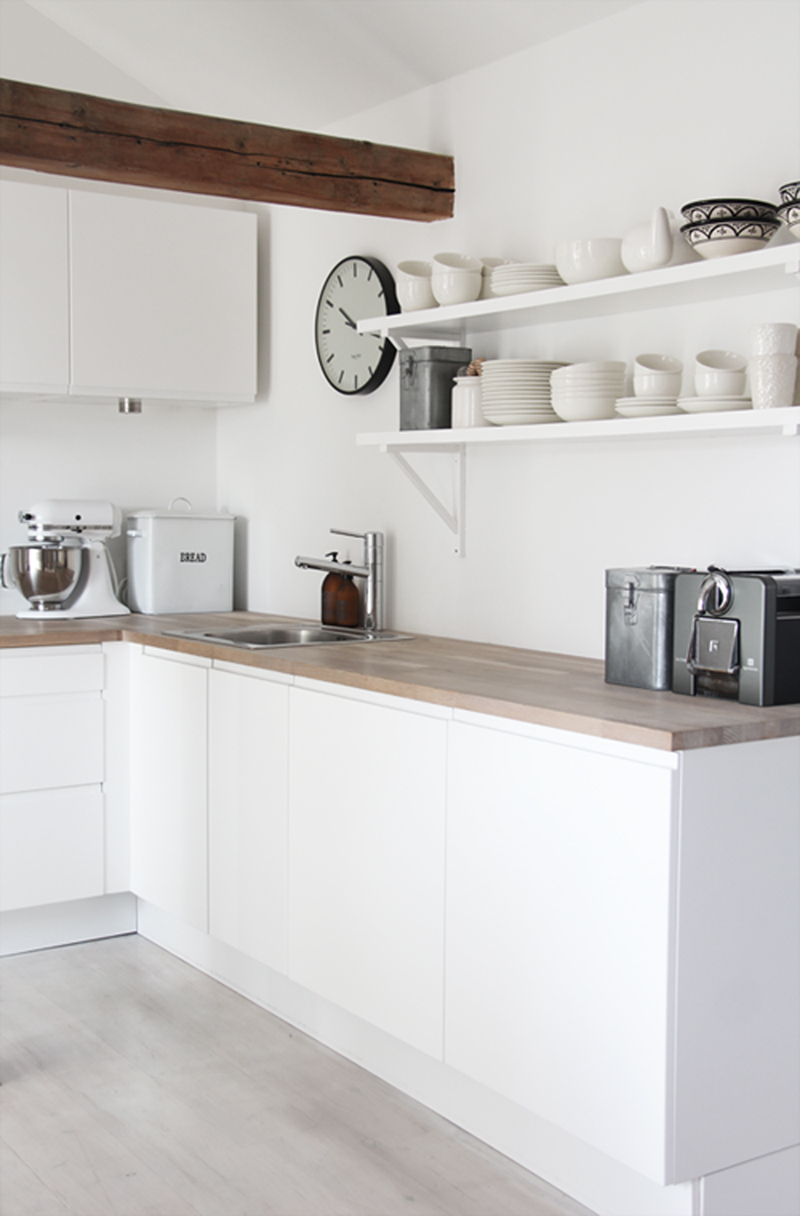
[{"xmin": 339, "ymin": 307, "xmax": 357, "ymax": 329}]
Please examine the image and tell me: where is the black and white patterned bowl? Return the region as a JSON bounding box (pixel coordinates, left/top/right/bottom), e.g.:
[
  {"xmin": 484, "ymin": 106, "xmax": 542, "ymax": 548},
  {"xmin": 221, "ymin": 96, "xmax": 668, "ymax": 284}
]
[
  {"xmin": 680, "ymin": 198, "xmax": 778, "ymax": 224},
  {"xmin": 777, "ymin": 201, "xmax": 800, "ymax": 239},
  {"xmin": 680, "ymin": 217, "xmax": 781, "ymax": 259},
  {"xmin": 779, "ymin": 181, "xmax": 800, "ymax": 204}
]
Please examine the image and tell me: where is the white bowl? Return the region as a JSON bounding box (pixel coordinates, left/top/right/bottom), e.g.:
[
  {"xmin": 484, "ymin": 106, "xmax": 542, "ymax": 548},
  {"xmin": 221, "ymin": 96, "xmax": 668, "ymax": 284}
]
[
  {"xmin": 696, "ymin": 349, "xmax": 747, "ymax": 372},
  {"xmin": 634, "ymin": 353, "xmax": 683, "ymax": 374},
  {"xmin": 554, "ymin": 239, "xmax": 628, "ymax": 285},
  {"xmin": 634, "ymin": 371, "xmax": 683, "ymax": 398},
  {"xmin": 396, "ymin": 261, "xmax": 437, "ymax": 312},
  {"xmin": 432, "ymin": 252, "xmax": 482, "ymax": 273},
  {"xmin": 694, "ymin": 368, "xmax": 747, "ymax": 397},
  {"xmin": 552, "ymin": 360, "xmax": 626, "ymax": 375},
  {"xmin": 551, "ymin": 395, "xmax": 618, "ymax": 421},
  {"xmin": 431, "ymin": 269, "xmax": 482, "ymax": 305}
]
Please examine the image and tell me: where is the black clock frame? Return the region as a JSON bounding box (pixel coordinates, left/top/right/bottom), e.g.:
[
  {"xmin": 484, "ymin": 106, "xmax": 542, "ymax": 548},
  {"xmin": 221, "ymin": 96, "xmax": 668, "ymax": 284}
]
[{"xmin": 314, "ymin": 255, "xmax": 400, "ymax": 395}]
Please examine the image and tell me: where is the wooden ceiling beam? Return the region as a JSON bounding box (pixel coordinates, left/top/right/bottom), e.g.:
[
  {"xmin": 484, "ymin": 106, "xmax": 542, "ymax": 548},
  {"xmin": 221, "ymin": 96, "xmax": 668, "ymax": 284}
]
[{"xmin": 0, "ymin": 79, "xmax": 454, "ymax": 222}]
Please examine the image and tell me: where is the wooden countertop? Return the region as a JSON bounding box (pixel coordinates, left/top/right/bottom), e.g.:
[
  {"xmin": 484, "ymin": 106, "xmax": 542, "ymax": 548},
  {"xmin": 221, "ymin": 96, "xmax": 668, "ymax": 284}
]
[{"xmin": 2, "ymin": 610, "xmax": 799, "ymax": 752}]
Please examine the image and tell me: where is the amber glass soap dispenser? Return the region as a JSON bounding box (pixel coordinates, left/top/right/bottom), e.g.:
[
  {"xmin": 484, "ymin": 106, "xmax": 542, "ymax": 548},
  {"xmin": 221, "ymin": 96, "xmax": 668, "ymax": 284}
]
[{"xmin": 321, "ymin": 553, "xmax": 342, "ymax": 625}]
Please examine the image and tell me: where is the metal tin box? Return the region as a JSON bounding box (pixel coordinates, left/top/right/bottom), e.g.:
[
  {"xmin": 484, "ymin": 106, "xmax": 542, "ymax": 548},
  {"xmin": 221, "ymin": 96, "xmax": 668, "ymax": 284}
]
[
  {"xmin": 399, "ymin": 346, "xmax": 471, "ymax": 431},
  {"xmin": 126, "ymin": 506, "xmax": 235, "ymax": 614},
  {"xmin": 605, "ymin": 566, "xmax": 687, "ymax": 691}
]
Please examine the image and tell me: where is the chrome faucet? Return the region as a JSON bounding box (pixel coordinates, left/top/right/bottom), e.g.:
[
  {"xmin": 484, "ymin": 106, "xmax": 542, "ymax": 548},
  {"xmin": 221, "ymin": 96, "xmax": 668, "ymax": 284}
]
[{"xmin": 295, "ymin": 529, "xmax": 385, "ymax": 632}]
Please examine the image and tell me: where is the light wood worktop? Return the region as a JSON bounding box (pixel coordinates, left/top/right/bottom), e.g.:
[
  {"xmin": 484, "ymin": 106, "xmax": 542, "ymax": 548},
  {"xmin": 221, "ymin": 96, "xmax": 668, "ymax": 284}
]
[{"xmin": 2, "ymin": 611, "xmax": 799, "ymax": 752}]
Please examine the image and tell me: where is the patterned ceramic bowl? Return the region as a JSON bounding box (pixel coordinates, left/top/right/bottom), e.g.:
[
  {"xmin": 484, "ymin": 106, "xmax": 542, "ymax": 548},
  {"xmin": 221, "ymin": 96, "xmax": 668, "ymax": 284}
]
[
  {"xmin": 777, "ymin": 201, "xmax": 800, "ymax": 239},
  {"xmin": 680, "ymin": 217, "xmax": 780, "ymax": 258},
  {"xmin": 778, "ymin": 180, "xmax": 800, "ymax": 204},
  {"xmin": 680, "ymin": 198, "xmax": 778, "ymax": 224}
]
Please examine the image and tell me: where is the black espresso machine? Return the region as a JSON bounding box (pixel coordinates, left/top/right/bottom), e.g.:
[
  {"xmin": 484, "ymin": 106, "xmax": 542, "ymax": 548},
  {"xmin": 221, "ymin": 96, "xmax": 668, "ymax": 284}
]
[{"xmin": 672, "ymin": 568, "xmax": 800, "ymax": 706}]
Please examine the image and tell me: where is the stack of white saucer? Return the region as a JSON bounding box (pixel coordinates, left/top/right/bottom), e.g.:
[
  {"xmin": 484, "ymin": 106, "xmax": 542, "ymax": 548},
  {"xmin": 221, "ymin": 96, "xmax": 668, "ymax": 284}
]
[
  {"xmin": 480, "ymin": 359, "xmax": 567, "ymax": 425},
  {"xmin": 489, "ymin": 263, "xmax": 565, "ymax": 297},
  {"xmin": 678, "ymin": 349, "xmax": 751, "ymax": 413},
  {"xmin": 550, "ymin": 362, "xmax": 626, "ymax": 421}
]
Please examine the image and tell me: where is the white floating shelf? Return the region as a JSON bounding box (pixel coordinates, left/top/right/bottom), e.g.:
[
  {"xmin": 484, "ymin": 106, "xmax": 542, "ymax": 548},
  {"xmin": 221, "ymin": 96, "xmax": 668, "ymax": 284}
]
[
  {"xmin": 358, "ymin": 244, "xmax": 800, "ymax": 340},
  {"xmin": 358, "ymin": 406, "xmax": 800, "ymax": 450}
]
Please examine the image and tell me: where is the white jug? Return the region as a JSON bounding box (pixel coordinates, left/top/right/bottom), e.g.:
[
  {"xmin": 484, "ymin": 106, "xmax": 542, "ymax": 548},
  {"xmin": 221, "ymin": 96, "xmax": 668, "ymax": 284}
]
[{"xmin": 621, "ymin": 206, "xmax": 673, "ymax": 273}]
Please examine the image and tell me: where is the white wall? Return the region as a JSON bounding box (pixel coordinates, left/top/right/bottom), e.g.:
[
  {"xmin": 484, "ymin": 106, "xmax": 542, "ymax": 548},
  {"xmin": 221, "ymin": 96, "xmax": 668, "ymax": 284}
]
[
  {"xmin": 218, "ymin": 0, "xmax": 800, "ymax": 657},
  {"xmin": 2, "ymin": 0, "xmax": 799, "ymax": 656}
]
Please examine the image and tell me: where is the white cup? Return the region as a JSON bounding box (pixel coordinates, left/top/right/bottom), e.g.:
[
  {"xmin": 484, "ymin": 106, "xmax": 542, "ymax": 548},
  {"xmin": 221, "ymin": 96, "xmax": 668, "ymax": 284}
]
[
  {"xmin": 431, "ymin": 269, "xmax": 482, "ymax": 305},
  {"xmin": 396, "ymin": 261, "xmax": 437, "ymax": 312},
  {"xmin": 749, "ymin": 354, "xmax": 799, "ymax": 409},
  {"xmin": 749, "ymin": 323, "xmax": 798, "ymax": 356}
]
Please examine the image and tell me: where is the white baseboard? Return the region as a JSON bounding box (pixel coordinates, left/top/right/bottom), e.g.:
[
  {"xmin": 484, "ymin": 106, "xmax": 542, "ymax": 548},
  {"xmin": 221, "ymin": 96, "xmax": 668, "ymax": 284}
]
[
  {"xmin": 137, "ymin": 899, "xmax": 695, "ymax": 1216},
  {"xmin": 0, "ymin": 892, "xmax": 136, "ymax": 956}
]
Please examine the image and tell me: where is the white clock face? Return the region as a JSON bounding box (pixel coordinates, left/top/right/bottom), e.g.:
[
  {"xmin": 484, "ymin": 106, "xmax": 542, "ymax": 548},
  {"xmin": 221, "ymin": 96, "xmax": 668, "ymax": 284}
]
[{"xmin": 315, "ymin": 256, "xmax": 398, "ymax": 394}]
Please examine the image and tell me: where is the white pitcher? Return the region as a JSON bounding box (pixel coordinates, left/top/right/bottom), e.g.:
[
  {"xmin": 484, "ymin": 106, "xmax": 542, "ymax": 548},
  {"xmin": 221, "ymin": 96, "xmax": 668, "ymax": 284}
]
[{"xmin": 621, "ymin": 206, "xmax": 673, "ymax": 273}]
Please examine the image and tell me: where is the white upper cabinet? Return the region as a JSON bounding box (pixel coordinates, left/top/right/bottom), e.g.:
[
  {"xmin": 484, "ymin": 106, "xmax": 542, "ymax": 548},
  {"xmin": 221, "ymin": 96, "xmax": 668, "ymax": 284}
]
[
  {"xmin": 0, "ymin": 180, "xmax": 70, "ymax": 394},
  {"xmin": 0, "ymin": 179, "xmax": 257, "ymax": 404},
  {"xmin": 69, "ymin": 191, "xmax": 257, "ymax": 403}
]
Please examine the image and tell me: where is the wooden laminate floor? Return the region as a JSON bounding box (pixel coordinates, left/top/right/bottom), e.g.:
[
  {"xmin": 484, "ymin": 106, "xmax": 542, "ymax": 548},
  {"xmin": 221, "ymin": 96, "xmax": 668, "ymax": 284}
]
[{"xmin": 0, "ymin": 934, "xmax": 596, "ymax": 1216}]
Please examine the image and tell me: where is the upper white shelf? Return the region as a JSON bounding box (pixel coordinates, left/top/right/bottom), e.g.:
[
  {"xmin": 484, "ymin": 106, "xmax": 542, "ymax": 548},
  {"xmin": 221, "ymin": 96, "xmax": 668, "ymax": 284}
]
[{"xmin": 357, "ymin": 244, "xmax": 800, "ymax": 340}]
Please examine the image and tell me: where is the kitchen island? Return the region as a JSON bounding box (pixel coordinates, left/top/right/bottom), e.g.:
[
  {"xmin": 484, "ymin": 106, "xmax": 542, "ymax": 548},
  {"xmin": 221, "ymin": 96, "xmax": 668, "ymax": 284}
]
[{"xmin": 1, "ymin": 614, "xmax": 798, "ymax": 1216}]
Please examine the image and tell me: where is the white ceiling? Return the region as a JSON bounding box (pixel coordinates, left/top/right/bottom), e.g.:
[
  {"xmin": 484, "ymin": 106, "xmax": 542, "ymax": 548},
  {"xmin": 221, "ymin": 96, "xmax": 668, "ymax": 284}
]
[{"xmin": 20, "ymin": 0, "xmax": 644, "ymax": 130}]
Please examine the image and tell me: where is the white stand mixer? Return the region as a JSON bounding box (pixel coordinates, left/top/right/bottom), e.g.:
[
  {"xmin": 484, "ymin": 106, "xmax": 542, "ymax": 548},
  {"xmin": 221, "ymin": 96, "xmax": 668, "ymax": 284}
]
[{"xmin": 2, "ymin": 500, "xmax": 131, "ymax": 619}]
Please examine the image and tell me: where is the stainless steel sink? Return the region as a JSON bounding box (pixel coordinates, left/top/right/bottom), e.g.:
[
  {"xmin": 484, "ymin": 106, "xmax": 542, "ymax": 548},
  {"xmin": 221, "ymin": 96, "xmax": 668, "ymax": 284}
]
[{"xmin": 165, "ymin": 623, "xmax": 409, "ymax": 650}]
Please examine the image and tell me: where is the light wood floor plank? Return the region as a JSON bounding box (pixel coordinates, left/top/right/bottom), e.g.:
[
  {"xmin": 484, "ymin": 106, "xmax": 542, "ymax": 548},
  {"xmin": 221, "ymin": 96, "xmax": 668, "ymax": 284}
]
[{"xmin": 0, "ymin": 935, "xmax": 596, "ymax": 1216}]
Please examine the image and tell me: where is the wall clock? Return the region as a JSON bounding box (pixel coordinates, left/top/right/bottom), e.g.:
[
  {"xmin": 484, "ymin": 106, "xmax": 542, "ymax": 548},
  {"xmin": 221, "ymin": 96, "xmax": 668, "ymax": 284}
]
[{"xmin": 315, "ymin": 255, "xmax": 400, "ymax": 395}]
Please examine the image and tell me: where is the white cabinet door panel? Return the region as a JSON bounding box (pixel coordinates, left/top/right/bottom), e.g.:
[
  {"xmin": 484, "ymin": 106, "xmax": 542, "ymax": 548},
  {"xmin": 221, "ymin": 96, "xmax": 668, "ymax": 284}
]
[
  {"xmin": 0, "ymin": 180, "xmax": 69, "ymax": 393},
  {"xmin": 0, "ymin": 647, "xmax": 103, "ymax": 698},
  {"xmin": 69, "ymin": 190, "xmax": 257, "ymax": 400},
  {"xmin": 288, "ymin": 686, "xmax": 447, "ymax": 1058},
  {"xmin": 209, "ymin": 669, "xmax": 289, "ymax": 972},
  {"xmin": 0, "ymin": 785, "xmax": 104, "ymax": 911},
  {"xmin": 129, "ymin": 650, "xmax": 208, "ymax": 930},
  {"xmin": 445, "ymin": 720, "xmax": 675, "ymax": 1184},
  {"xmin": 0, "ymin": 694, "xmax": 104, "ymax": 794}
]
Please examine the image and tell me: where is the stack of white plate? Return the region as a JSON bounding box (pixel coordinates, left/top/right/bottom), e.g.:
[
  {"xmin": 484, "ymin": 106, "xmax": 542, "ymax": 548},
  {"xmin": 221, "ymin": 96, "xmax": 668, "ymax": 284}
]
[
  {"xmin": 615, "ymin": 396, "xmax": 680, "ymax": 418},
  {"xmin": 480, "ymin": 359, "xmax": 567, "ymax": 425},
  {"xmin": 489, "ymin": 263, "xmax": 565, "ymax": 297},
  {"xmin": 550, "ymin": 362, "xmax": 626, "ymax": 421},
  {"xmin": 677, "ymin": 396, "xmax": 752, "ymax": 413}
]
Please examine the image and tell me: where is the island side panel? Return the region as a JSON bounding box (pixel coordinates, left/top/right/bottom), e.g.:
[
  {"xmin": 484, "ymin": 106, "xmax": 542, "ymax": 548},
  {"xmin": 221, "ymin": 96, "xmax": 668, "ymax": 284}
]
[{"xmin": 670, "ymin": 736, "xmax": 800, "ymax": 1183}]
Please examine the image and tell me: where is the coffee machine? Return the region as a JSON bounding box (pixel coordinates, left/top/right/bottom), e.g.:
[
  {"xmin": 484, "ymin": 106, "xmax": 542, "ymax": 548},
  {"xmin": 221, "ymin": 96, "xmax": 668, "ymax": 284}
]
[
  {"xmin": 672, "ymin": 567, "xmax": 800, "ymax": 706},
  {"xmin": 1, "ymin": 499, "xmax": 130, "ymax": 619}
]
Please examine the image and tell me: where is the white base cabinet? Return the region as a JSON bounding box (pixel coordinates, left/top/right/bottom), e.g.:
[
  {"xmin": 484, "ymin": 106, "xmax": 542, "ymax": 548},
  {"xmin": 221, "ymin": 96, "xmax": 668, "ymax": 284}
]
[
  {"xmin": 0, "ymin": 645, "xmax": 105, "ymax": 912},
  {"xmin": 208, "ymin": 665, "xmax": 290, "ymax": 972},
  {"xmin": 287, "ymin": 683, "xmax": 448, "ymax": 1058},
  {"xmin": 129, "ymin": 647, "xmax": 209, "ymax": 931}
]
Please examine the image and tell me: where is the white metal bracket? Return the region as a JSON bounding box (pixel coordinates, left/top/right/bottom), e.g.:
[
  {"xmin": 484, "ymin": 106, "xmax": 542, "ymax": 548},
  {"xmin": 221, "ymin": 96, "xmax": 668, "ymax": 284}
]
[{"xmin": 383, "ymin": 443, "xmax": 466, "ymax": 556}]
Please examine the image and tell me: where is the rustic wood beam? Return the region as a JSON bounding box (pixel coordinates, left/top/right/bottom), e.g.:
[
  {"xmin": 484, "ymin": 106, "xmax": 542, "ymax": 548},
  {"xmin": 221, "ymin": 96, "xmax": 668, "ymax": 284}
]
[{"xmin": 0, "ymin": 79, "xmax": 454, "ymax": 222}]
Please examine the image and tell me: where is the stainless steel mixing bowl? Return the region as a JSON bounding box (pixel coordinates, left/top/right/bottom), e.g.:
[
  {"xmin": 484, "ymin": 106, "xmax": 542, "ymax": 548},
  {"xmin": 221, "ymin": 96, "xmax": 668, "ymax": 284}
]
[{"xmin": 1, "ymin": 542, "xmax": 84, "ymax": 610}]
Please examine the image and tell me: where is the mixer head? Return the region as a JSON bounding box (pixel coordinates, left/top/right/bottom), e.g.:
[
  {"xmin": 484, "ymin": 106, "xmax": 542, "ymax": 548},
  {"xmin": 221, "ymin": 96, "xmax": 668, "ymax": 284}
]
[{"xmin": 19, "ymin": 500, "xmax": 122, "ymax": 543}]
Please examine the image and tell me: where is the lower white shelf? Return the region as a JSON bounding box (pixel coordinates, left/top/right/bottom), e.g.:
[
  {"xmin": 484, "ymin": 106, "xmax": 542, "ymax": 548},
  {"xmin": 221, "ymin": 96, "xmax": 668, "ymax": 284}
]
[
  {"xmin": 358, "ymin": 405, "xmax": 800, "ymax": 451},
  {"xmin": 357, "ymin": 406, "xmax": 800, "ymax": 558}
]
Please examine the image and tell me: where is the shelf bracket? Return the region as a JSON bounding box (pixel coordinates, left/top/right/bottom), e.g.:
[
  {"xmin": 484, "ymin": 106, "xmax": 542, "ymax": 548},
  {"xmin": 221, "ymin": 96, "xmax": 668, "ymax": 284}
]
[{"xmin": 383, "ymin": 444, "xmax": 466, "ymax": 556}]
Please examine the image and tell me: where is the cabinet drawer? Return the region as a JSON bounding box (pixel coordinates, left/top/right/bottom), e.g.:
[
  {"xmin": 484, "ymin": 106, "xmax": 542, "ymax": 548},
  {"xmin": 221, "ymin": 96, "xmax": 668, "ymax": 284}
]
[
  {"xmin": 0, "ymin": 785, "xmax": 104, "ymax": 911},
  {"xmin": 0, "ymin": 647, "xmax": 103, "ymax": 697},
  {"xmin": 0, "ymin": 693, "xmax": 104, "ymax": 794}
]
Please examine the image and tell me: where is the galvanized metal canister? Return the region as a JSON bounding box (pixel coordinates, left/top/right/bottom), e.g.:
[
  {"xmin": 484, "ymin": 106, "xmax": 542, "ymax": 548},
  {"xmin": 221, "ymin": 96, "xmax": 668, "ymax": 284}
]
[
  {"xmin": 605, "ymin": 566, "xmax": 688, "ymax": 690},
  {"xmin": 399, "ymin": 346, "xmax": 471, "ymax": 431}
]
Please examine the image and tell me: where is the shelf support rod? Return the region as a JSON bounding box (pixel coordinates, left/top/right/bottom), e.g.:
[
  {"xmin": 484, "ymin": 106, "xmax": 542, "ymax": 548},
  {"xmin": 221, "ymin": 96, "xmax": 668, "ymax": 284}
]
[{"xmin": 384, "ymin": 444, "xmax": 466, "ymax": 556}]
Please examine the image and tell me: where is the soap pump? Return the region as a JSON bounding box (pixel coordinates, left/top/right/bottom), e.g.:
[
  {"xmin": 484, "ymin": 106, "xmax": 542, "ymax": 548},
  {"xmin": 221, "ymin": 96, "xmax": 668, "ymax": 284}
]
[{"xmin": 320, "ymin": 553, "xmax": 342, "ymax": 625}]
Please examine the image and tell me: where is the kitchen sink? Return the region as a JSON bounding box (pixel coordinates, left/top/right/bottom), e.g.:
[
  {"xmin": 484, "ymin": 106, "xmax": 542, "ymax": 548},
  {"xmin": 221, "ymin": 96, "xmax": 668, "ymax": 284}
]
[{"xmin": 165, "ymin": 624, "xmax": 410, "ymax": 650}]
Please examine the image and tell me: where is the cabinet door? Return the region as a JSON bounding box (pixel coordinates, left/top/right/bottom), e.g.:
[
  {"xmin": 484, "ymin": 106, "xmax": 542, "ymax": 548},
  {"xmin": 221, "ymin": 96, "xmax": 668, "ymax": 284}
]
[
  {"xmin": 0, "ymin": 786, "xmax": 104, "ymax": 911},
  {"xmin": 69, "ymin": 190, "xmax": 257, "ymax": 401},
  {"xmin": 445, "ymin": 719, "xmax": 676, "ymax": 1184},
  {"xmin": 0, "ymin": 180, "xmax": 70, "ymax": 393},
  {"xmin": 288, "ymin": 686, "xmax": 447, "ymax": 1058},
  {"xmin": 208, "ymin": 668, "xmax": 289, "ymax": 972},
  {"xmin": 129, "ymin": 649, "xmax": 208, "ymax": 930}
]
